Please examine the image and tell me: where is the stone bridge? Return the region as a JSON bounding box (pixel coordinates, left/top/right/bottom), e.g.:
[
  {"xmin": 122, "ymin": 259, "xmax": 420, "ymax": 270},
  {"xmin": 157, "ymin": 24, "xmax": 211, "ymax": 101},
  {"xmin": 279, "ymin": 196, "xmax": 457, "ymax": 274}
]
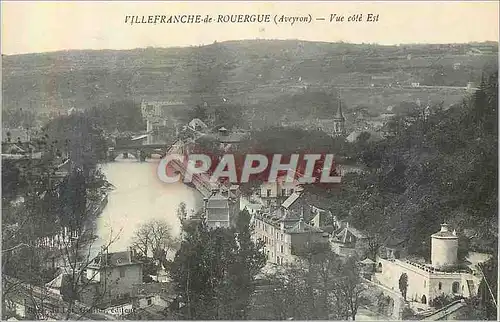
[
  {"xmin": 165, "ymin": 140, "xmax": 225, "ymax": 198},
  {"xmin": 106, "ymin": 143, "xmax": 171, "ymax": 162}
]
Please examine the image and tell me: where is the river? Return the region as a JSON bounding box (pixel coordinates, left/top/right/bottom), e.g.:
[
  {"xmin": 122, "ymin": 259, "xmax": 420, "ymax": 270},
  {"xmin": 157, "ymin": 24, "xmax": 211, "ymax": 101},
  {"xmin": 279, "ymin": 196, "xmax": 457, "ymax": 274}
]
[{"xmin": 91, "ymin": 156, "xmax": 202, "ymax": 256}]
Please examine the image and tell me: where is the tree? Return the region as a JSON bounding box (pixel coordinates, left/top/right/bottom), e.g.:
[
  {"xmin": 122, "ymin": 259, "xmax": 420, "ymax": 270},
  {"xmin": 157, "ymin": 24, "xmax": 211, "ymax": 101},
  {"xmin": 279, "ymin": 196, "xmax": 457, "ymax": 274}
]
[
  {"xmin": 334, "ymin": 257, "xmax": 366, "ymax": 320},
  {"xmin": 169, "ymin": 210, "xmax": 266, "ymax": 320},
  {"xmin": 2, "ymin": 116, "xmax": 120, "ymax": 319},
  {"xmin": 257, "ymin": 249, "xmax": 366, "ymax": 320},
  {"xmin": 177, "ymin": 202, "xmax": 188, "ymax": 223},
  {"xmin": 399, "ymin": 273, "xmax": 408, "ymax": 301},
  {"xmin": 131, "ymin": 219, "xmax": 176, "ymax": 269},
  {"xmin": 189, "ymin": 104, "xmax": 208, "ymax": 121},
  {"xmin": 474, "ymin": 256, "xmax": 498, "ymax": 320}
]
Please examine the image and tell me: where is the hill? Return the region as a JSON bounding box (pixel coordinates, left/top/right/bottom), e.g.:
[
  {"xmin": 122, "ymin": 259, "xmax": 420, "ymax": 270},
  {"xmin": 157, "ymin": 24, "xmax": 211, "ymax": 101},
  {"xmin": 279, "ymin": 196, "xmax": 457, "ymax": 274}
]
[
  {"xmin": 2, "ymin": 40, "xmax": 498, "ymax": 127},
  {"xmin": 308, "ymin": 66, "xmax": 498, "ymax": 256}
]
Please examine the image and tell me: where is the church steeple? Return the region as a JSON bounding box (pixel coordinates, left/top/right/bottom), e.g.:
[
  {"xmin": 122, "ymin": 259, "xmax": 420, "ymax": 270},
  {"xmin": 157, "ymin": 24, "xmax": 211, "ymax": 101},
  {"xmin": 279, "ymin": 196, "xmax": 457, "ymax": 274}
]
[
  {"xmin": 334, "ymin": 91, "xmax": 345, "ymax": 121},
  {"xmin": 333, "ymin": 90, "xmax": 345, "ymax": 135}
]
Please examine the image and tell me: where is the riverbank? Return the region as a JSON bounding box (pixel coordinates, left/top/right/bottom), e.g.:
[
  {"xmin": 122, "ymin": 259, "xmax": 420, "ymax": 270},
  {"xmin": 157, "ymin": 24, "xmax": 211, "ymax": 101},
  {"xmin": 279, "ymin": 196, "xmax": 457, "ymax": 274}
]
[{"xmin": 92, "ymin": 159, "xmax": 201, "ymax": 254}]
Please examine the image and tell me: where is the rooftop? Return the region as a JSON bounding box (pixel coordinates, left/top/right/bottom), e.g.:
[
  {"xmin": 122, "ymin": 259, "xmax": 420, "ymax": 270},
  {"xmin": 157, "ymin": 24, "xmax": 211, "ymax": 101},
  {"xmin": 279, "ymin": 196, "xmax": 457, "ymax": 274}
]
[
  {"xmin": 431, "ymin": 223, "xmax": 457, "ymax": 239},
  {"xmin": 89, "ymin": 251, "xmax": 141, "ymax": 268},
  {"xmin": 281, "ymin": 192, "xmax": 302, "ymax": 209},
  {"xmin": 332, "ymin": 225, "xmax": 367, "ymax": 244},
  {"xmin": 287, "ymin": 220, "xmax": 323, "ymax": 234}
]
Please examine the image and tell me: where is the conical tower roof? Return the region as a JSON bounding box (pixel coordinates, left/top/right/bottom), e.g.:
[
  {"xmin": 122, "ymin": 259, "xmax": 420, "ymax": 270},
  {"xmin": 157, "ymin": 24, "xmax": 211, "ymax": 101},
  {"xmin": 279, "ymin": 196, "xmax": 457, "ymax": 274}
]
[{"xmin": 334, "ymin": 91, "xmax": 345, "ymax": 121}]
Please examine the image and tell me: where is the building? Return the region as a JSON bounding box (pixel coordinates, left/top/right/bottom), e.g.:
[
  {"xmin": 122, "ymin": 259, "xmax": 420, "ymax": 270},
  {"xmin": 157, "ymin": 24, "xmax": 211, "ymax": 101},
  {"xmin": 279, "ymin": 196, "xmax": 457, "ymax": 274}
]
[
  {"xmin": 141, "ymin": 100, "xmax": 187, "ymax": 144},
  {"xmin": 346, "ymin": 130, "xmax": 383, "ymax": 143},
  {"xmin": 204, "ymin": 186, "xmax": 240, "ymax": 229},
  {"xmin": 131, "ymin": 283, "xmax": 175, "ymax": 313},
  {"xmin": 431, "ymin": 223, "xmax": 458, "ymax": 268},
  {"xmin": 252, "ymin": 191, "xmax": 333, "ymax": 265},
  {"xmin": 330, "ymin": 223, "xmax": 369, "ymax": 257},
  {"xmin": 259, "ymin": 175, "xmax": 301, "ymax": 208},
  {"xmin": 187, "ymin": 118, "xmax": 208, "ymax": 132},
  {"xmin": 466, "ymin": 46, "xmax": 497, "ymax": 56},
  {"xmin": 374, "ymin": 224, "xmax": 483, "ymax": 306},
  {"xmin": 2, "ymin": 128, "xmax": 30, "ymax": 143},
  {"xmin": 79, "ymin": 248, "xmax": 143, "ymax": 308},
  {"xmin": 333, "ymin": 93, "xmax": 346, "ymax": 136},
  {"xmin": 253, "ymin": 208, "xmax": 329, "ymax": 265},
  {"xmin": 216, "ymin": 127, "xmax": 249, "ymax": 151}
]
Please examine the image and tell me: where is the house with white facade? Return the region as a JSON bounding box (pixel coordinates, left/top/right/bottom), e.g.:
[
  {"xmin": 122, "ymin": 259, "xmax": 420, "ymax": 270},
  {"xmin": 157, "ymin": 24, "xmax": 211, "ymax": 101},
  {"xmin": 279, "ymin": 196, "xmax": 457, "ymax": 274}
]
[{"xmin": 374, "ymin": 224, "xmax": 485, "ymax": 306}]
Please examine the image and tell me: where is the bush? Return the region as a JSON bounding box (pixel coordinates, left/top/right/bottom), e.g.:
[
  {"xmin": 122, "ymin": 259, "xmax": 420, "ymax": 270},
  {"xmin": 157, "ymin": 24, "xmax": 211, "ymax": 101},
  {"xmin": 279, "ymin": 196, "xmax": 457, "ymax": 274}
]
[
  {"xmin": 429, "ymin": 294, "xmax": 464, "ymax": 309},
  {"xmin": 401, "ymin": 306, "xmax": 416, "ymax": 320}
]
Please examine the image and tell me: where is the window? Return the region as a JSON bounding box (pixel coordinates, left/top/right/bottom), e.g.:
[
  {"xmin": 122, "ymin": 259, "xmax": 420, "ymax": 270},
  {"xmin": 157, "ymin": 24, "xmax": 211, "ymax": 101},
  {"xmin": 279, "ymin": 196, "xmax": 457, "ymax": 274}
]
[
  {"xmin": 281, "ymin": 188, "xmax": 286, "ymax": 196},
  {"xmin": 438, "ymin": 282, "xmax": 442, "ymax": 290},
  {"xmin": 266, "ymin": 189, "xmax": 271, "ymax": 197},
  {"xmin": 147, "ymin": 297, "xmax": 152, "ymax": 305},
  {"xmin": 280, "ymin": 245, "xmax": 284, "ymax": 253},
  {"xmin": 452, "ymin": 282, "xmax": 460, "ymax": 293},
  {"xmin": 281, "ymin": 234, "xmax": 283, "ymax": 241},
  {"xmin": 119, "ymin": 268, "xmax": 126, "ymax": 278}
]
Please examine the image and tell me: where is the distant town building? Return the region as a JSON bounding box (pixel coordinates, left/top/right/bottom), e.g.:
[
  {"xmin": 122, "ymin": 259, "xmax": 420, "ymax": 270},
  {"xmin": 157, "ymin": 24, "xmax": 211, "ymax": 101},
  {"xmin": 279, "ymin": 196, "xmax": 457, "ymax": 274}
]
[
  {"xmin": 467, "ymin": 45, "xmax": 497, "ymax": 56},
  {"xmin": 333, "ymin": 93, "xmax": 346, "ymax": 136},
  {"xmin": 187, "ymin": 118, "xmax": 208, "ymax": 132},
  {"xmin": 346, "ymin": 130, "xmax": 383, "ymax": 143},
  {"xmin": 141, "ymin": 100, "xmax": 186, "ymax": 144},
  {"xmin": 216, "ymin": 127, "xmax": 249, "ymax": 151}
]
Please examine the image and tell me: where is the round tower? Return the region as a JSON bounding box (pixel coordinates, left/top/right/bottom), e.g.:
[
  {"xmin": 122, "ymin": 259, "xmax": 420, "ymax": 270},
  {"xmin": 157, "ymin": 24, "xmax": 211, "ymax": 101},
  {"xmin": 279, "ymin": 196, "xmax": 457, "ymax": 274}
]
[{"xmin": 431, "ymin": 223, "xmax": 458, "ymax": 268}]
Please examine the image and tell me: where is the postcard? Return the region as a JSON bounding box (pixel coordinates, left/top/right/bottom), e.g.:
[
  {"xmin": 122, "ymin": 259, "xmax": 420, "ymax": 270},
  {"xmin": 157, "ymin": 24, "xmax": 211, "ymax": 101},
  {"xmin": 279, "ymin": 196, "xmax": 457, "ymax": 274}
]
[{"xmin": 1, "ymin": 1, "xmax": 498, "ymax": 320}]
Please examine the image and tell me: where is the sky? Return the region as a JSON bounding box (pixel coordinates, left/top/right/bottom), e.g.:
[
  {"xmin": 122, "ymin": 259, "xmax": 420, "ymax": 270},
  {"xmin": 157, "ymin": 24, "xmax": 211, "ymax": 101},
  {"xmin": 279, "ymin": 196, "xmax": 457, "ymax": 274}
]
[{"xmin": 2, "ymin": 1, "xmax": 499, "ymax": 55}]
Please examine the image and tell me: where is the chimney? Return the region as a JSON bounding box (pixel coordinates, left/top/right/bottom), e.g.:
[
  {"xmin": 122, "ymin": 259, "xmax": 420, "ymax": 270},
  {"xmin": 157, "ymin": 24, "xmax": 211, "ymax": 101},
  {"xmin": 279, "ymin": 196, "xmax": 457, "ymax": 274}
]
[
  {"xmin": 101, "ymin": 246, "xmax": 107, "ymax": 266},
  {"xmin": 128, "ymin": 247, "xmax": 134, "ymax": 263},
  {"xmin": 298, "ymin": 218, "xmax": 304, "ymax": 231},
  {"xmin": 440, "ymin": 223, "xmax": 449, "ymax": 232}
]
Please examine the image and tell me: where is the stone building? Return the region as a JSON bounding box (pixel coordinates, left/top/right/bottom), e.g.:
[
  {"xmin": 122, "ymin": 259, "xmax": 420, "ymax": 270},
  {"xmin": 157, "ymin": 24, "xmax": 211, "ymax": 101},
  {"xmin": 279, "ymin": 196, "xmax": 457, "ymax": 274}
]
[
  {"xmin": 204, "ymin": 186, "xmax": 240, "ymax": 229},
  {"xmin": 80, "ymin": 248, "xmax": 143, "ymax": 308},
  {"xmin": 374, "ymin": 224, "xmax": 483, "ymax": 306},
  {"xmin": 252, "ymin": 209, "xmax": 329, "ymax": 265},
  {"xmin": 330, "ymin": 223, "xmax": 369, "ymax": 257}
]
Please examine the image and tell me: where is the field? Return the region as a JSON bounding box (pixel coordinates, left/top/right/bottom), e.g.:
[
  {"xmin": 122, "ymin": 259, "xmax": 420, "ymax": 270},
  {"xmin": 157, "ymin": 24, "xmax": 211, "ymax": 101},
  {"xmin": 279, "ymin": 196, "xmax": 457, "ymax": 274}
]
[{"xmin": 2, "ymin": 40, "xmax": 497, "ymax": 126}]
